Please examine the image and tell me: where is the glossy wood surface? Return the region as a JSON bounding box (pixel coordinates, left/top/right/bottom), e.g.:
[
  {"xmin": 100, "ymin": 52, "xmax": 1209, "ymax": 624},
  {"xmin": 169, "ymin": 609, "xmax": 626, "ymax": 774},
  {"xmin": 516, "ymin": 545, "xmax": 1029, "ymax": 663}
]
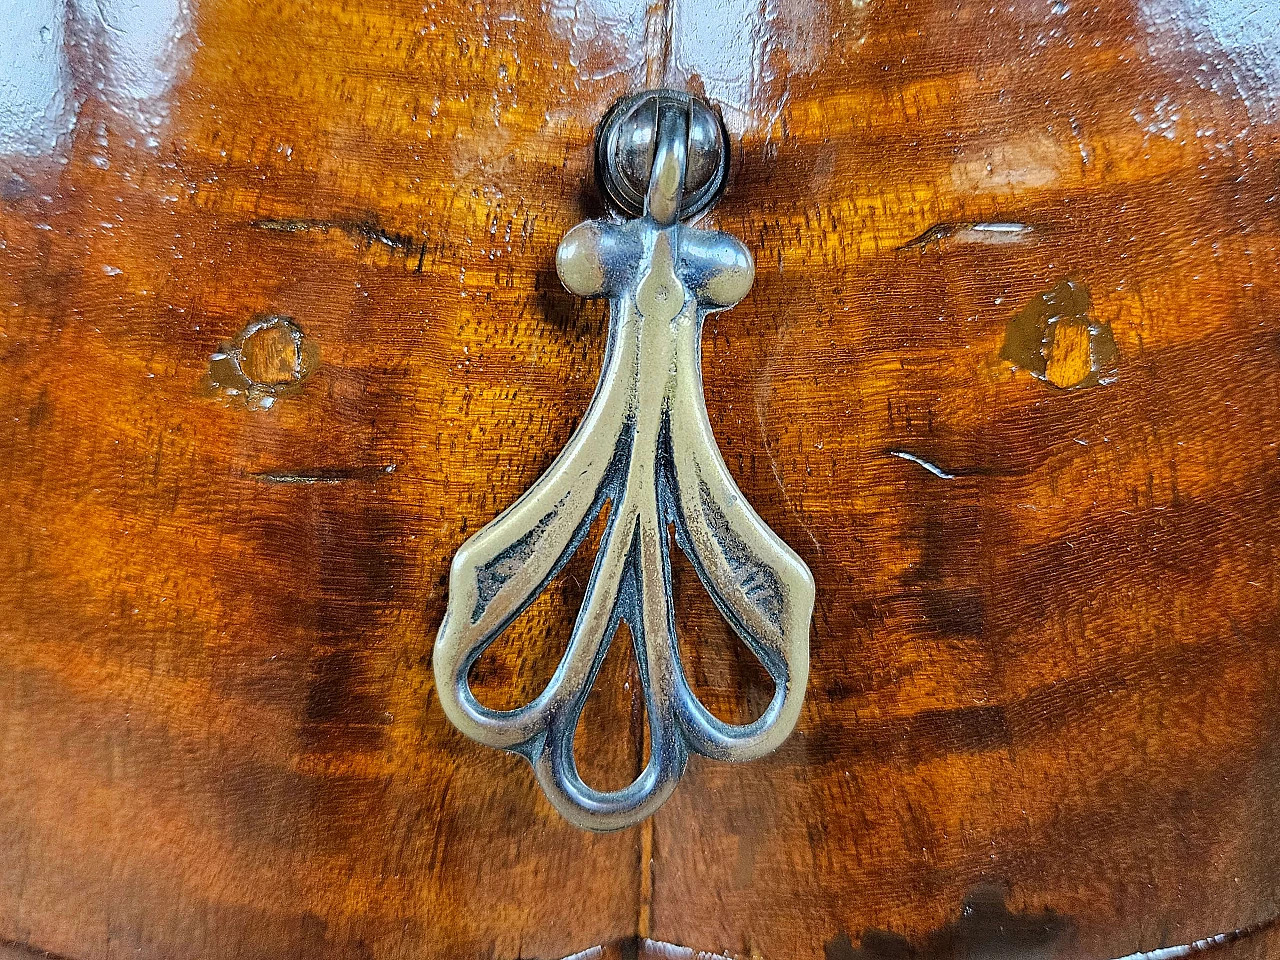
[{"xmin": 1, "ymin": 0, "xmax": 1278, "ymax": 957}]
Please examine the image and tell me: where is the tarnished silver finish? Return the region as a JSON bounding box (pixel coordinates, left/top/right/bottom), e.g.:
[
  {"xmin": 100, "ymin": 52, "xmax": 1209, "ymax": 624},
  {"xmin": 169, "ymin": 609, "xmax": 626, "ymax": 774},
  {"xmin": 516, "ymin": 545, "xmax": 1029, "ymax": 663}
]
[{"xmin": 434, "ymin": 92, "xmax": 814, "ymax": 832}]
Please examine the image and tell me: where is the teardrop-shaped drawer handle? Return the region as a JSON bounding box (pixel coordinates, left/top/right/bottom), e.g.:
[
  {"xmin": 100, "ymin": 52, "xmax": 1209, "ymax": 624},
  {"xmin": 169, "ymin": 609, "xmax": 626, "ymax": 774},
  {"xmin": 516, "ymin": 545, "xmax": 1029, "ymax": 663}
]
[{"xmin": 434, "ymin": 90, "xmax": 815, "ymax": 832}]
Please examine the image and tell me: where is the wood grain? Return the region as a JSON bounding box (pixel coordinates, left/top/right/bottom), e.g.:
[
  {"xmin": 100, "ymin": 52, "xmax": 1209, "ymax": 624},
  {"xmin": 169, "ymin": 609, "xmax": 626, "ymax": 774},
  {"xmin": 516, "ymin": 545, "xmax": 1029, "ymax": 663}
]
[{"xmin": 0, "ymin": 0, "xmax": 1278, "ymax": 957}]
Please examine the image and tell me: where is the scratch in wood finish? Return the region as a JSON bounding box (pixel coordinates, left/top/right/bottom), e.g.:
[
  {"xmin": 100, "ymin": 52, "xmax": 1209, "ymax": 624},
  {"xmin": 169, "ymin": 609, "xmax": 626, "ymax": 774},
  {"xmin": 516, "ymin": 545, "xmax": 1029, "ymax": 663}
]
[
  {"xmin": 898, "ymin": 221, "xmax": 1035, "ymax": 250},
  {"xmin": 252, "ymin": 216, "xmax": 428, "ymax": 270},
  {"xmin": 250, "ymin": 465, "xmax": 396, "ymax": 484},
  {"xmin": 1110, "ymin": 914, "xmax": 1279, "ymax": 960},
  {"xmin": 888, "ymin": 450, "xmax": 957, "ymax": 480}
]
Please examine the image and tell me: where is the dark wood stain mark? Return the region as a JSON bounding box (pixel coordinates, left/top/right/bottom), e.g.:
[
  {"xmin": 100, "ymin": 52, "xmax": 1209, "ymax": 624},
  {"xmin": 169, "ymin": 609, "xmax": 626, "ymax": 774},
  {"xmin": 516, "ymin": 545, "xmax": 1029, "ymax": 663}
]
[
  {"xmin": 26, "ymin": 387, "xmax": 51, "ymax": 432},
  {"xmin": 294, "ymin": 491, "xmax": 409, "ymax": 760},
  {"xmin": 797, "ymin": 703, "xmax": 1011, "ymax": 766},
  {"xmin": 0, "ymin": 935, "xmax": 83, "ymax": 960},
  {"xmin": 919, "ymin": 587, "xmax": 986, "ymax": 639},
  {"xmin": 825, "ymin": 884, "xmax": 1073, "ymax": 960}
]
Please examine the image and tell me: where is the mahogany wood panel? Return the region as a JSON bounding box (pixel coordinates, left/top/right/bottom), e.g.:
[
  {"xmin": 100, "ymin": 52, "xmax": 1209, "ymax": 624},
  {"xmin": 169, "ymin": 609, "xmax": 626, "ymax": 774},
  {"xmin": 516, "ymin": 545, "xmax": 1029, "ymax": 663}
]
[{"xmin": 0, "ymin": 0, "xmax": 1277, "ymax": 957}]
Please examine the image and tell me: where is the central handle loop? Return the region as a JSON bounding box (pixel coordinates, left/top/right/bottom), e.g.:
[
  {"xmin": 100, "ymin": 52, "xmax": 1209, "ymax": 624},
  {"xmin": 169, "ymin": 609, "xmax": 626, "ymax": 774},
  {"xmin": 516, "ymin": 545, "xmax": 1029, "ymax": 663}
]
[{"xmin": 645, "ymin": 97, "xmax": 690, "ymax": 226}]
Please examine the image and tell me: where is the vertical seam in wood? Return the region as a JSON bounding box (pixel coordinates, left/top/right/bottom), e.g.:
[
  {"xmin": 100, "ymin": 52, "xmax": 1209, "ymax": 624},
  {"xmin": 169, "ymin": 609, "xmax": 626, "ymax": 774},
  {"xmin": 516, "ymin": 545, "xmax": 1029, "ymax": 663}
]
[
  {"xmin": 638, "ymin": 0, "xmax": 672, "ymax": 933},
  {"xmin": 639, "ymin": 815, "xmax": 654, "ymax": 939},
  {"xmin": 643, "ymin": 0, "xmax": 676, "ymax": 88}
]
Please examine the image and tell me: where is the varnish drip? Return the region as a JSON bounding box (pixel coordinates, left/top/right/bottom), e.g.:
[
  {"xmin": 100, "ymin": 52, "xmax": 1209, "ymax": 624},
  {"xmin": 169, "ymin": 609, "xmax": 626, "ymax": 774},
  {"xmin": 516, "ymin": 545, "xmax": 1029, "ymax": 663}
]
[
  {"xmin": 0, "ymin": 0, "xmax": 193, "ymax": 159},
  {"xmin": 1140, "ymin": 0, "xmax": 1280, "ymax": 124}
]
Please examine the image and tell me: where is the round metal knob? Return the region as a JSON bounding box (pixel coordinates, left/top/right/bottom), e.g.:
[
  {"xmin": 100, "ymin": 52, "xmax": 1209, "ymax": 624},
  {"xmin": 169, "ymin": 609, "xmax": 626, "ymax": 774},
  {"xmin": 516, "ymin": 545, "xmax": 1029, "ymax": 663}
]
[{"xmin": 594, "ymin": 89, "xmax": 730, "ymax": 221}]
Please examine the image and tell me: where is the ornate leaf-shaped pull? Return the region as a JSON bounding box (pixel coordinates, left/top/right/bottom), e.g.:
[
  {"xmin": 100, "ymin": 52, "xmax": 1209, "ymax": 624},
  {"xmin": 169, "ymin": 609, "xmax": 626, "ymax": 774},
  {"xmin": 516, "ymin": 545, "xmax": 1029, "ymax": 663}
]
[{"xmin": 434, "ymin": 91, "xmax": 815, "ymax": 831}]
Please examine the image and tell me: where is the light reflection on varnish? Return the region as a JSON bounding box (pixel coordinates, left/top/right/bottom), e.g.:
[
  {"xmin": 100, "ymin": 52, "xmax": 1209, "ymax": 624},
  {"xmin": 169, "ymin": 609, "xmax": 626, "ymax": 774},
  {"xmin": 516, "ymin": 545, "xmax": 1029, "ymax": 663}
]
[{"xmin": 0, "ymin": 0, "xmax": 194, "ymax": 159}]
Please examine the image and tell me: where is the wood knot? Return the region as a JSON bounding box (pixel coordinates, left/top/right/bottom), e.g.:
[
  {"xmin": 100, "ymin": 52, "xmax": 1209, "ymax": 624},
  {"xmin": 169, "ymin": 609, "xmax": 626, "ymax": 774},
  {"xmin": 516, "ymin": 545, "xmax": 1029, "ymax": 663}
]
[
  {"xmin": 1001, "ymin": 279, "xmax": 1119, "ymax": 389},
  {"xmin": 204, "ymin": 315, "xmax": 318, "ymax": 409}
]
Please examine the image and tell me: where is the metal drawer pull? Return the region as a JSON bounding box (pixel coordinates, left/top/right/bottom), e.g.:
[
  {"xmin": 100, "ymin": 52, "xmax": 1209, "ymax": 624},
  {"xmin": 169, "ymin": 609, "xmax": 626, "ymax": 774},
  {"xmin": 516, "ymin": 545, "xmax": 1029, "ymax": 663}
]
[{"xmin": 434, "ymin": 90, "xmax": 815, "ymax": 831}]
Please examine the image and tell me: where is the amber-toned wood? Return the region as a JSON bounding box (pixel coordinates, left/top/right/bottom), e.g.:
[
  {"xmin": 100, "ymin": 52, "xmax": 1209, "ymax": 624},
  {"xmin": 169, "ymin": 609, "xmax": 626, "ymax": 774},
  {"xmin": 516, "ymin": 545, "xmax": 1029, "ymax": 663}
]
[{"xmin": 1, "ymin": 0, "xmax": 1278, "ymax": 957}]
